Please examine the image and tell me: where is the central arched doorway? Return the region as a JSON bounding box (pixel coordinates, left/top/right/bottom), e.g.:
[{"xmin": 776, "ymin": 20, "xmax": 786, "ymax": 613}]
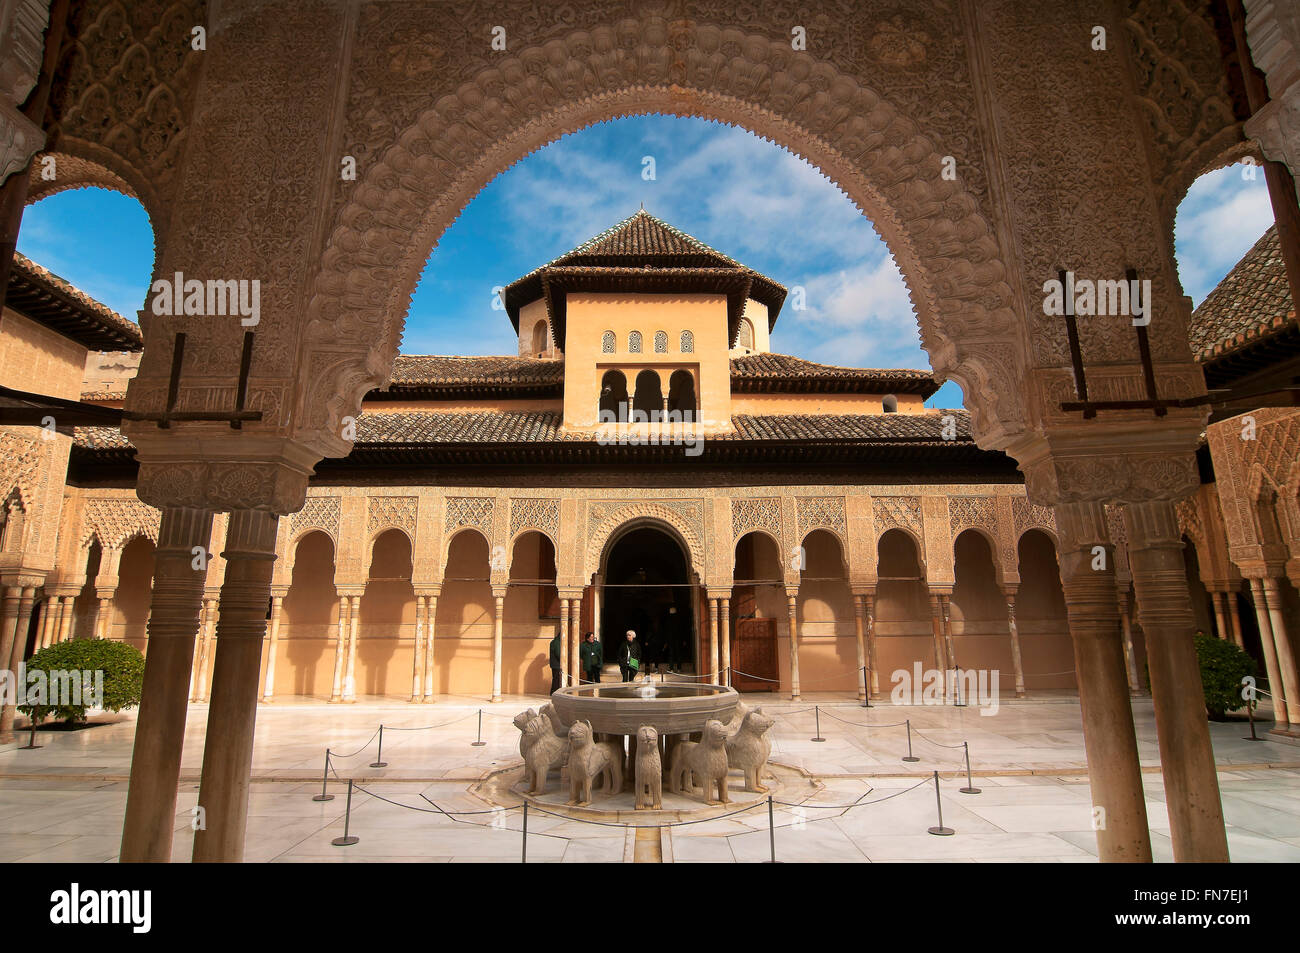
[{"xmin": 599, "ymin": 524, "xmax": 697, "ymax": 676}]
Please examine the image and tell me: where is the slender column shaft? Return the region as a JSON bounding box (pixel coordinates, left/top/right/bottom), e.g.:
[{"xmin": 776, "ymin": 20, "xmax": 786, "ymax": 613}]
[
  {"xmin": 1226, "ymin": 591, "xmax": 1245, "ymax": 648},
  {"xmin": 928, "ymin": 593, "xmax": 947, "ymax": 696},
  {"xmin": 559, "ymin": 599, "xmax": 571, "ymax": 688},
  {"xmin": 345, "ymin": 595, "xmax": 360, "ymax": 701},
  {"xmin": 785, "ymin": 590, "xmax": 800, "ymax": 700},
  {"xmin": 329, "ymin": 594, "xmax": 347, "ymax": 703},
  {"xmin": 853, "ymin": 594, "xmax": 868, "ymax": 701},
  {"xmin": 38, "ymin": 596, "xmax": 57, "ymax": 649},
  {"xmin": 709, "ymin": 598, "xmax": 721, "ymax": 681},
  {"xmin": 1248, "ymin": 578, "xmax": 1286, "ymax": 723},
  {"xmin": 423, "ymin": 594, "xmax": 437, "ymax": 701},
  {"xmin": 1054, "ymin": 501, "xmax": 1152, "ymax": 863},
  {"xmin": 1004, "ymin": 590, "xmax": 1026, "ymax": 697},
  {"xmin": 1211, "ymin": 591, "xmax": 1230, "ymax": 642},
  {"xmin": 1124, "ymin": 501, "xmax": 1229, "ymax": 862},
  {"xmin": 1261, "ymin": 578, "xmax": 1300, "ymax": 727},
  {"xmin": 120, "ymin": 507, "xmax": 213, "ymax": 863},
  {"xmin": 568, "ymin": 594, "xmax": 581, "ymax": 685},
  {"xmin": 410, "ymin": 595, "xmax": 425, "ymax": 702},
  {"xmin": 196, "ymin": 599, "xmax": 216, "ymax": 703},
  {"xmin": 720, "ymin": 596, "xmax": 731, "ymax": 687},
  {"xmin": 193, "ymin": 509, "xmax": 279, "ymax": 863},
  {"xmin": 491, "ymin": 589, "xmax": 505, "ymax": 702},
  {"xmin": 262, "ymin": 596, "xmax": 283, "ymax": 703},
  {"xmin": 57, "ymin": 595, "xmax": 74, "ymax": 644},
  {"xmin": 188, "ymin": 601, "xmax": 206, "ymax": 702},
  {"xmin": 95, "ymin": 595, "xmax": 113, "ymax": 640},
  {"xmin": 0, "ymin": 586, "xmax": 36, "ymax": 740},
  {"xmin": 865, "ymin": 594, "xmax": 879, "ymax": 696},
  {"xmin": 0, "ymin": 586, "xmax": 19, "ymax": 743},
  {"xmin": 1118, "ymin": 590, "xmax": 1141, "ymax": 693},
  {"xmin": 940, "ymin": 594, "xmax": 955, "ymax": 696}
]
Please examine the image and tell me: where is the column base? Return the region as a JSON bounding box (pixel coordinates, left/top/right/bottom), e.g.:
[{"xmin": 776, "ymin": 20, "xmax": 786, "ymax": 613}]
[
  {"xmin": 422, "ymin": 695, "xmax": 436, "ymax": 704},
  {"xmin": 408, "ymin": 695, "xmax": 421, "ymax": 703},
  {"xmin": 491, "ymin": 695, "xmax": 502, "ymax": 703}
]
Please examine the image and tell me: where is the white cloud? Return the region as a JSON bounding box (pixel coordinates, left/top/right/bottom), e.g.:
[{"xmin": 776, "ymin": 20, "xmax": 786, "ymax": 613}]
[{"xmin": 1175, "ymin": 164, "xmax": 1275, "ymax": 305}]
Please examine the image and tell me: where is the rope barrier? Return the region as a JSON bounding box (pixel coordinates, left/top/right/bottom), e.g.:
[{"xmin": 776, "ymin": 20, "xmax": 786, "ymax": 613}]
[
  {"xmin": 384, "ymin": 712, "xmax": 480, "ymax": 731},
  {"xmin": 815, "ymin": 708, "xmax": 909, "ymax": 729},
  {"xmin": 324, "ymin": 728, "xmax": 381, "ymax": 760},
  {"xmin": 770, "ymin": 775, "xmax": 930, "ymax": 811},
  {"xmin": 910, "ymin": 728, "xmax": 970, "ymax": 750}
]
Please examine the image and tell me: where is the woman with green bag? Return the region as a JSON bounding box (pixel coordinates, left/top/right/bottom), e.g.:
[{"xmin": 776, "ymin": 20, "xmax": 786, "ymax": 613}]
[{"xmin": 618, "ymin": 629, "xmax": 642, "ymax": 682}]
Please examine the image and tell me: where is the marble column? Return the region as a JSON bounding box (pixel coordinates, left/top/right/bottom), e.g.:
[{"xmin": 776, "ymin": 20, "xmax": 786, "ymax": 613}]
[
  {"xmin": 709, "ymin": 598, "xmax": 721, "ymax": 681},
  {"xmin": 120, "ymin": 507, "xmax": 213, "ymax": 863},
  {"xmin": 329, "ymin": 594, "xmax": 348, "ymax": 703},
  {"xmin": 1259, "ymin": 577, "xmax": 1300, "ymax": 728},
  {"xmin": 1211, "ymin": 590, "xmax": 1231, "ymax": 643},
  {"xmin": 928, "ymin": 593, "xmax": 947, "ymax": 697},
  {"xmin": 1117, "ymin": 587, "xmax": 1142, "ymax": 694},
  {"xmin": 0, "ymin": 586, "xmax": 19, "ymax": 743},
  {"xmin": 568, "ymin": 593, "xmax": 581, "ymax": 686},
  {"xmin": 720, "ymin": 596, "xmax": 731, "ymax": 687},
  {"xmin": 1226, "ymin": 591, "xmax": 1246, "ymax": 648},
  {"xmin": 852, "ymin": 593, "xmax": 868, "ymax": 701},
  {"xmin": 188, "ymin": 601, "xmax": 206, "ymax": 702},
  {"xmin": 1003, "ymin": 587, "xmax": 1026, "ymax": 698},
  {"xmin": 343, "ymin": 594, "xmax": 361, "ymax": 702},
  {"xmin": 491, "ymin": 587, "xmax": 506, "ymax": 702},
  {"xmin": 0, "ymin": 585, "xmax": 36, "ymax": 739},
  {"xmin": 940, "ymin": 593, "xmax": 955, "ymax": 699},
  {"xmin": 785, "ymin": 588, "xmax": 800, "ymax": 700},
  {"xmin": 865, "ymin": 592, "xmax": 879, "ymax": 696},
  {"xmin": 56, "ymin": 595, "xmax": 74, "ymax": 645},
  {"xmin": 1054, "ymin": 501, "xmax": 1152, "ymax": 863},
  {"xmin": 94, "ymin": 593, "xmax": 114, "ymax": 640},
  {"xmin": 559, "ymin": 598, "xmax": 571, "ymax": 688},
  {"xmin": 1124, "ymin": 500, "xmax": 1229, "ymax": 863},
  {"xmin": 262, "ymin": 594, "xmax": 284, "ymax": 703},
  {"xmin": 410, "ymin": 594, "xmax": 426, "ymax": 702},
  {"xmin": 195, "ymin": 598, "xmax": 216, "ymax": 703},
  {"xmin": 423, "ymin": 591, "xmax": 438, "ymax": 702},
  {"xmin": 193, "ymin": 509, "xmax": 279, "ymax": 863},
  {"xmin": 39, "ymin": 595, "xmax": 58, "ymax": 649}
]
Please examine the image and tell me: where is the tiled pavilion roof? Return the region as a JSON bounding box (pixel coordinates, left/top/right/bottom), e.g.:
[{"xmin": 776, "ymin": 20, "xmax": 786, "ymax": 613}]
[
  {"xmin": 1189, "ymin": 225, "xmax": 1295, "ymax": 362},
  {"xmin": 729, "ymin": 353, "xmax": 938, "ymax": 396},
  {"xmin": 6, "ymin": 252, "xmax": 143, "ymax": 351}
]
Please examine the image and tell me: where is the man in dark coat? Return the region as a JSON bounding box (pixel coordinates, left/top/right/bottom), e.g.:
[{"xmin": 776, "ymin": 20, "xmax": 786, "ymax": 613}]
[
  {"xmin": 580, "ymin": 631, "xmax": 602, "ymax": 685},
  {"xmin": 548, "ymin": 630, "xmax": 562, "ymax": 694},
  {"xmin": 618, "ymin": 629, "xmax": 642, "ymax": 682}
]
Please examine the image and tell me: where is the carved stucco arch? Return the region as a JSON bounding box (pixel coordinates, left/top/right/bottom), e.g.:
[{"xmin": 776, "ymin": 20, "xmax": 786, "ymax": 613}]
[
  {"xmin": 26, "ymin": 147, "xmax": 160, "ymax": 236},
  {"xmin": 733, "ymin": 528, "xmax": 783, "ymax": 570},
  {"xmin": 950, "ymin": 524, "xmax": 1008, "ymax": 586},
  {"xmin": 586, "ymin": 505, "xmax": 703, "ymax": 584},
  {"xmin": 875, "ymin": 525, "xmax": 926, "ymax": 569},
  {"xmin": 508, "ymin": 527, "xmax": 558, "ymax": 570},
  {"xmin": 302, "ymin": 26, "xmax": 1026, "ymax": 457},
  {"xmin": 442, "ymin": 526, "xmax": 493, "ymax": 581},
  {"xmin": 798, "ymin": 527, "xmax": 850, "ymax": 576},
  {"xmin": 366, "ymin": 525, "xmax": 414, "ymax": 570}
]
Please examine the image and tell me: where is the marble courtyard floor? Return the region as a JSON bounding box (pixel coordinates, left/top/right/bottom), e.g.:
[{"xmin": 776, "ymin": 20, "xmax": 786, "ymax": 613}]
[{"xmin": 2, "ymin": 692, "xmax": 1299, "ymax": 863}]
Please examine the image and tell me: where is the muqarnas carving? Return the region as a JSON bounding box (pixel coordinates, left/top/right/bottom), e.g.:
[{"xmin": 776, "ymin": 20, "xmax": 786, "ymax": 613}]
[
  {"xmin": 634, "ymin": 725, "xmax": 662, "ymax": 811},
  {"xmin": 566, "ymin": 720, "xmax": 623, "ymax": 807},
  {"xmin": 669, "ymin": 719, "xmax": 730, "ymax": 805},
  {"xmin": 725, "ymin": 707, "xmax": 774, "ymax": 793}
]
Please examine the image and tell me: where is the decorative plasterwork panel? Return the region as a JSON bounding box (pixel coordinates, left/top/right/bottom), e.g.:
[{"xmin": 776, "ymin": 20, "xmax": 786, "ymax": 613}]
[
  {"xmin": 82, "ymin": 497, "xmax": 160, "ymax": 549},
  {"xmin": 872, "ymin": 496, "xmax": 923, "ymax": 539},
  {"xmin": 585, "ymin": 499, "xmax": 705, "ymax": 577},
  {"xmin": 1011, "ymin": 496, "xmax": 1056, "ymax": 539},
  {"xmin": 796, "ymin": 496, "xmax": 847, "ymax": 540},
  {"xmin": 731, "ymin": 497, "xmax": 781, "ymax": 541},
  {"xmin": 368, "ymin": 495, "xmax": 417, "ymax": 538},
  {"xmin": 445, "ymin": 496, "xmax": 494, "ymax": 538},
  {"xmin": 290, "ymin": 496, "xmax": 340, "ymax": 541},
  {"xmin": 509, "ymin": 497, "xmax": 560, "ymax": 543},
  {"xmin": 948, "ymin": 495, "xmax": 999, "ymax": 537}
]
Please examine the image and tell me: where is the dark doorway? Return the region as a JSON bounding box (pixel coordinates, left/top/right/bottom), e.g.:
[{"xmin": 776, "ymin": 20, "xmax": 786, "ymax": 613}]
[{"xmin": 601, "ymin": 526, "xmax": 695, "ymax": 673}]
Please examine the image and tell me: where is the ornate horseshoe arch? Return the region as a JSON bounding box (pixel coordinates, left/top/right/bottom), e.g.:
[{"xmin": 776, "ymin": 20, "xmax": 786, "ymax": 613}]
[
  {"xmin": 300, "ymin": 24, "xmax": 1028, "ymax": 459},
  {"xmin": 586, "ymin": 504, "xmax": 704, "ymax": 584}
]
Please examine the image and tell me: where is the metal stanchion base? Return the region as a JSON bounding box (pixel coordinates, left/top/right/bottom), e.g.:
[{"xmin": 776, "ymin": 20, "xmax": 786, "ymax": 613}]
[
  {"xmin": 959, "ymin": 786, "xmax": 981, "ymax": 795},
  {"xmin": 1242, "ymin": 736, "xmax": 1265, "ymax": 742},
  {"xmin": 927, "ymin": 826, "xmax": 954, "ymax": 836},
  {"xmin": 811, "ymin": 737, "xmax": 826, "ymax": 743},
  {"xmin": 331, "ymin": 835, "xmax": 359, "ymax": 846},
  {"xmin": 369, "ymin": 760, "xmax": 388, "ymax": 768},
  {"xmin": 18, "ymin": 743, "xmax": 42, "ymax": 750},
  {"xmin": 470, "ymin": 741, "xmax": 486, "ymax": 747},
  {"xmin": 312, "ymin": 793, "xmax": 335, "ymax": 802},
  {"xmin": 902, "ymin": 756, "xmax": 920, "ymax": 763}
]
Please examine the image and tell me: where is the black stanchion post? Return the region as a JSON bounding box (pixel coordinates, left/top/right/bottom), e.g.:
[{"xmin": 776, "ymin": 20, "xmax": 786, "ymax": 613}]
[
  {"xmin": 765, "ymin": 795, "xmax": 779, "ymax": 863},
  {"xmin": 521, "ymin": 801, "xmax": 528, "ymax": 864},
  {"xmin": 927, "ymin": 770, "xmax": 954, "ymax": 836},
  {"xmin": 331, "ymin": 779, "xmax": 360, "ymax": 846},
  {"xmin": 959, "ymin": 741, "xmax": 981, "ymax": 795},
  {"xmin": 471, "ymin": 708, "xmax": 486, "ymax": 747},
  {"xmin": 953, "ymin": 667, "xmax": 965, "ymax": 707},
  {"xmin": 902, "ymin": 719, "xmax": 919, "ymax": 762},
  {"xmin": 861, "ymin": 667, "xmax": 871, "ymax": 709},
  {"xmin": 370, "ymin": 724, "xmax": 388, "ymax": 768},
  {"xmin": 20, "ymin": 720, "xmax": 42, "ymax": 749},
  {"xmin": 313, "ymin": 749, "xmax": 335, "ymax": 802},
  {"xmin": 811, "ymin": 705, "xmax": 826, "ymax": 743},
  {"xmin": 1244, "ymin": 700, "xmax": 1262, "ymax": 741}
]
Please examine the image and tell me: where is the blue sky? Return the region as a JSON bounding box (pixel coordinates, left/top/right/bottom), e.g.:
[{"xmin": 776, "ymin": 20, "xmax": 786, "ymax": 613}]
[{"xmin": 17, "ymin": 117, "xmax": 1275, "ymax": 409}]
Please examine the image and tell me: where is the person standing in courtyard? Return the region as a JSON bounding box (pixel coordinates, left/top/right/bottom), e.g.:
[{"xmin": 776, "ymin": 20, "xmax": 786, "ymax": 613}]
[
  {"xmin": 619, "ymin": 629, "xmax": 642, "ymax": 682},
  {"xmin": 580, "ymin": 631, "xmax": 602, "ymax": 685},
  {"xmin": 548, "ymin": 629, "xmax": 562, "ymax": 694}
]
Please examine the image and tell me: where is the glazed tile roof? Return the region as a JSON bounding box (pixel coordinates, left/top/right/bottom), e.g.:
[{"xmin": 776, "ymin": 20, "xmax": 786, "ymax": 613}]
[
  {"xmin": 1189, "ymin": 225, "xmax": 1296, "ymax": 362},
  {"xmin": 6, "ymin": 253, "xmax": 144, "ymax": 351},
  {"xmin": 729, "ymin": 353, "xmax": 938, "ymax": 396}
]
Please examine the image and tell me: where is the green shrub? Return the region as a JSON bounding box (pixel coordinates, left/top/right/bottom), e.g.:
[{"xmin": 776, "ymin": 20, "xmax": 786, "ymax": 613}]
[
  {"xmin": 1194, "ymin": 632, "xmax": 1257, "ymax": 721},
  {"xmin": 17, "ymin": 638, "xmax": 145, "ymax": 726}
]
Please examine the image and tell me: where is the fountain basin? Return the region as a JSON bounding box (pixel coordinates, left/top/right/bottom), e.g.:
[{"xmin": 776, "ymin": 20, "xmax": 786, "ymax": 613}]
[{"xmin": 550, "ymin": 683, "xmax": 739, "ymax": 737}]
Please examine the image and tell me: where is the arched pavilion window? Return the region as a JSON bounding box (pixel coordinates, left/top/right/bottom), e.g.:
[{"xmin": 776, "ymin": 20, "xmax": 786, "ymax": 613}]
[
  {"xmin": 680, "ymin": 330, "xmax": 694, "ymax": 353},
  {"xmin": 628, "ymin": 330, "xmax": 642, "ymax": 353},
  {"xmin": 654, "ymin": 330, "xmax": 667, "ymax": 353},
  {"xmin": 601, "ymin": 330, "xmax": 615, "ymax": 353}
]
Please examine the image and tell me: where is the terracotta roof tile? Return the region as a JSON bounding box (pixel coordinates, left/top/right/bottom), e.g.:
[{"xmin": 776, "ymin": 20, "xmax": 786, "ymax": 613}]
[
  {"xmin": 730, "ymin": 353, "xmax": 938, "ymax": 395},
  {"xmin": 7, "ymin": 252, "xmax": 144, "ymax": 350},
  {"xmin": 1189, "ymin": 225, "xmax": 1296, "ymax": 361}
]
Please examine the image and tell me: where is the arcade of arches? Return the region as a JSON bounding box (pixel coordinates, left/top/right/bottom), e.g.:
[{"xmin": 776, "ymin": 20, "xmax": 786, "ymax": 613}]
[{"xmin": 2, "ymin": 0, "xmax": 1300, "ymax": 867}]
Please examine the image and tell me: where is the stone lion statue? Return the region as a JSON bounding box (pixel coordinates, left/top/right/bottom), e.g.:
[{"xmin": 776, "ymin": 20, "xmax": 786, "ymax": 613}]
[
  {"xmin": 522, "ymin": 712, "xmax": 568, "ymax": 795},
  {"xmin": 725, "ymin": 707, "xmax": 774, "ymax": 793},
  {"xmin": 722, "ymin": 701, "xmax": 751, "ymax": 740},
  {"xmin": 634, "ymin": 725, "xmax": 662, "ymax": 811},
  {"xmin": 513, "ymin": 708, "xmax": 539, "ymax": 761},
  {"xmin": 669, "ymin": 719, "xmax": 730, "ymax": 805},
  {"xmin": 567, "ymin": 720, "xmax": 623, "ymax": 807},
  {"xmin": 539, "ymin": 701, "xmax": 569, "ymax": 738}
]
